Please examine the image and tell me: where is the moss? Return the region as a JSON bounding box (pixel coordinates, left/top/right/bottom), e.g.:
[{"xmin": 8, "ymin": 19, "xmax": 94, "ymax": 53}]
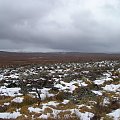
[
  {"xmin": 79, "ymin": 106, "xmax": 91, "ymax": 113},
  {"xmin": 102, "ymin": 115, "xmax": 114, "ymax": 120},
  {"xmin": 0, "ymin": 105, "xmax": 9, "ymax": 112},
  {"xmin": 17, "ymin": 115, "xmax": 33, "ymax": 120},
  {"xmin": 33, "ymin": 113, "xmax": 42, "ymax": 120},
  {"xmin": 7, "ymin": 107, "xmax": 16, "ymax": 112},
  {"xmin": 55, "ymin": 91, "xmax": 72, "ymax": 102},
  {"xmin": 57, "ymin": 102, "xmax": 76, "ymax": 110},
  {"xmin": 10, "ymin": 95, "xmax": 39, "ymax": 109},
  {"xmin": 44, "ymin": 107, "xmax": 53, "ymax": 114},
  {"xmin": 20, "ymin": 106, "xmax": 30, "ymax": 115},
  {"xmin": 23, "ymin": 95, "xmax": 39, "ymax": 106},
  {"xmin": 0, "ymin": 96, "xmax": 12, "ymax": 105},
  {"xmin": 57, "ymin": 111, "xmax": 80, "ymax": 120}
]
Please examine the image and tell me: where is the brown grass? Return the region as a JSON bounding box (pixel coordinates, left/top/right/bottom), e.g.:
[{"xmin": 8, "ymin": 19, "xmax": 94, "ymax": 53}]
[{"xmin": 0, "ymin": 52, "xmax": 120, "ymax": 67}]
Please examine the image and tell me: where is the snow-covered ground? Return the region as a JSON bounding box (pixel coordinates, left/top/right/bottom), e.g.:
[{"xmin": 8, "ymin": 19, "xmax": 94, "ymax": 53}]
[
  {"xmin": 0, "ymin": 111, "xmax": 21, "ymax": 119},
  {"xmin": 0, "ymin": 61, "xmax": 119, "ymax": 119},
  {"xmin": 102, "ymin": 84, "xmax": 120, "ymax": 92},
  {"xmin": 108, "ymin": 109, "xmax": 120, "ymax": 120},
  {"xmin": 12, "ymin": 97, "xmax": 24, "ymax": 103},
  {"xmin": 0, "ymin": 87, "xmax": 22, "ymax": 96}
]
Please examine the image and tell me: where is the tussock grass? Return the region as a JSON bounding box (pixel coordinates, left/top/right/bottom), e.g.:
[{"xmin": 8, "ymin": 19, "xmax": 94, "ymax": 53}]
[
  {"xmin": 57, "ymin": 102, "xmax": 76, "ymax": 110},
  {"xmin": 0, "ymin": 96, "xmax": 12, "ymax": 105}
]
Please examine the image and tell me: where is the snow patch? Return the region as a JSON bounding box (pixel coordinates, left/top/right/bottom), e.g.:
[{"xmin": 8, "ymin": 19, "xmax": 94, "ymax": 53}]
[
  {"xmin": 94, "ymin": 80, "xmax": 105, "ymax": 85},
  {"xmin": 0, "ymin": 87, "xmax": 22, "ymax": 97},
  {"xmin": 0, "ymin": 112, "xmax": 21, "ymax": 119},
  {"xmin": 62, "ymin": 100, "xmax": 69, "ymax": 104},
  {"xmin": 54, "ymin": 80, "xmax": 87, "ymax": 93},
  {"xmin": 40, "ymin": 88, "xmax": 54, "ymax": 100},
  {"xmin": 28, "ymin": 107, "xmax": 41, "ymax": 113},
  {"xmin": 92, "ymin": 90, "xmax": 103, "ymax": 96},
  {"xmin": 39, "ymin": 113, "xmax": 50, "ymax": 119},
  {"xmin": 103, "ymin": 97, "xmax": 110, "ymax": 106},
  {"xmin": 12, "ymin": 97, "xmax": 24, "ymax": 103},
  {"xmin": 73, "ymin": 109, "xmax": 94, "ymax": 120},
  {"xmin": 102, "ymin": 84, "xmax": 120, "ymax": 92},
  {"xmin": 43, "ymin": 101, "xmax": 59, "ymax": 107},
  {"xmin": 108, "ymin": 109, "xmax": 120, "ymax": 120},
  {"xmin": 4, "ymin": 103, "xmax": 10, "ymax": 106}
]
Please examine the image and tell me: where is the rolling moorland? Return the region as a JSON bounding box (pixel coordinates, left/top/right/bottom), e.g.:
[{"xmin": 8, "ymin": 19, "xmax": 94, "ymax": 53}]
[{"xmin": 0, "ymin": 52, "xmax": 120, "ymax": 120}]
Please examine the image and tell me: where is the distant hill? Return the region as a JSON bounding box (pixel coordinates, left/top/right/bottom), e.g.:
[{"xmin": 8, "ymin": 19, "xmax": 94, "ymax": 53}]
[{"xmin": 0, "ymin": 51, "xmax": 120, "ymax": 67}]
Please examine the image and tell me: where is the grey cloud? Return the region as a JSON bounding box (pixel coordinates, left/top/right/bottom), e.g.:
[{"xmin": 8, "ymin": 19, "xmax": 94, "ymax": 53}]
[{"xmin": 0, "ymin": 0, "xmax": 120, "ymax": 52}]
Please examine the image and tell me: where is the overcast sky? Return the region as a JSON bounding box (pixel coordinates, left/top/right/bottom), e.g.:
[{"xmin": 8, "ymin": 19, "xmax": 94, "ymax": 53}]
[{"xmin": 0, "ymin": 0, "xmax": 120, "ymax": 52}]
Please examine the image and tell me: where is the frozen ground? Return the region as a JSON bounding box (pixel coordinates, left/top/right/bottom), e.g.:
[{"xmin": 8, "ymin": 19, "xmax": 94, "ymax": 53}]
[{"xmin": 0, "ymin": 61, "xmax": 120, "ymax": 120}]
